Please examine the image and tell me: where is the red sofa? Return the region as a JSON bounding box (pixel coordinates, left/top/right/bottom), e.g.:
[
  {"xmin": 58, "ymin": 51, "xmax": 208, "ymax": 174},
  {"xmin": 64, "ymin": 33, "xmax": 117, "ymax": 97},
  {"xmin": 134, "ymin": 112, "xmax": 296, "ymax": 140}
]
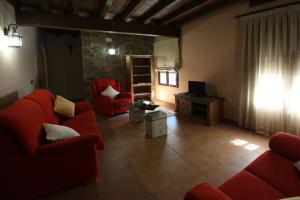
[
  {"xmin": 185, "ymin": 132, "xmax": 300, "ymax": 200},
  {"xmin": 0, "ymin": 89, "xmax": 104, "ymax": 200},
  {"xmin": 92, "ymin": 78, "xmax": 133, "ymax": 116}
]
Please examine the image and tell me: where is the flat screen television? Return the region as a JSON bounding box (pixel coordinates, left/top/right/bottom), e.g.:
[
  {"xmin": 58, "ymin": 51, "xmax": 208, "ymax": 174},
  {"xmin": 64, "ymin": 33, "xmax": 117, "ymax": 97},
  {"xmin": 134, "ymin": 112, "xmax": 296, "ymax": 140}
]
[{"xmin": 188, "ymin": 81, "xmax": 206, "ymax": 96}]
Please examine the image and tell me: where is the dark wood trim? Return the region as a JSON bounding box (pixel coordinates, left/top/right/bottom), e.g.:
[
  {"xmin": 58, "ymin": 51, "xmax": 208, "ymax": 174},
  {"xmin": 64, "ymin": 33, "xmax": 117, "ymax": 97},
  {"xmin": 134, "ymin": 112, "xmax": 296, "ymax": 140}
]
[
  {"xmin": 158, "ymin": 0, "xmax": 208, "ymax": 25},
  {"xmin": 177, "ymin": 0, "xmax": 241, "ymax": 25},
  {"xmin": 16, "ymin": 11, "xmax": 181, "ymax": 37},
  {"xmin": 72, "ymin": 0, "xmax": 79, "ymax": 15},
  {"xmin": 94, "ymin": 0, "xmax": 108, "ymax": 18},
  {"xmin": 236, "ymin": 1, "xmax": 300, "ymax": 18},
  {"xmin": 138, "ymin": 0, "xmax": 175, "ymax": 23},
  {"xmin": 249, "ymin": 0, "xmax": 276, "ymax": 7},
  {"xmin": 114, "ymin": 0, "xmax": 142, "ymax": 21}
]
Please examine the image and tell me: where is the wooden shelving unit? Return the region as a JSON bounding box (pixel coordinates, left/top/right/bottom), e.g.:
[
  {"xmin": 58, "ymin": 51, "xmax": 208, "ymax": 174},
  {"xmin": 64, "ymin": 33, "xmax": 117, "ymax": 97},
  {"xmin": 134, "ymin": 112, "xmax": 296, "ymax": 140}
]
[{"xmin": 126, "ymin": 55, "xmax": 153, "ymax": 102}]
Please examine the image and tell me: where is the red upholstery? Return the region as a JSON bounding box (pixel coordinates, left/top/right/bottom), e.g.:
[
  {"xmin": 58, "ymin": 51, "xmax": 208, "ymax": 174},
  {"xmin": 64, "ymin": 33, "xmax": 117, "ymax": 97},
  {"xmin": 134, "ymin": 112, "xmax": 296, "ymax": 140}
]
[
  {"xmin": 219, "ymin": 171, "xmax": 285, "ymax": 200},
  {"xmin": 0, "ymin": 89, "xmax": 104, "ymax": 199},
  {"xmin": 184, "ymin": 132, "xmax": 300, "ymax": 200},
  {"xmin": 185, "ymin": 183, "xmax": 231, "ymax": 200},
  {"xmin": 92, "ymin": 78, "xmax": 133, "ymax": 116}
]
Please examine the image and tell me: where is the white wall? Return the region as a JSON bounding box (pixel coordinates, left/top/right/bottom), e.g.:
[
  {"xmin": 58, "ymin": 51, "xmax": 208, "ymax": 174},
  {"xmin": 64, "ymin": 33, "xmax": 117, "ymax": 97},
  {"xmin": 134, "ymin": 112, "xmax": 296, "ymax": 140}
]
[
  {"xmin": 0, "ymin": 0, "xmax": 38, "ymax": 98},
  {"xmin": 155, "ymin": 0, "xmax": 299, "ymax": 121}
]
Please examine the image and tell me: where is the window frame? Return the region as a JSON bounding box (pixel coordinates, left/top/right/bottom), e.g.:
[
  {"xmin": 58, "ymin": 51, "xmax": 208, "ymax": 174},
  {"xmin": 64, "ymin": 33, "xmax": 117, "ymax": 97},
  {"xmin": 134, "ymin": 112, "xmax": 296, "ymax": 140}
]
[{"xmin": 158, "ymin": 71, "xmax": 179, "ymax": 88}]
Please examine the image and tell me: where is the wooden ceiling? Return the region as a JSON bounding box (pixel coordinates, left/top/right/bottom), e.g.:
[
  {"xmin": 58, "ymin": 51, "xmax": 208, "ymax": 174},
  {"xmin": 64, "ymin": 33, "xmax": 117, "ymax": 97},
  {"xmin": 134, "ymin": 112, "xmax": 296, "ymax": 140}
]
[{"xmin": 7, "ymin": 0, "xmax": 272, "ymax": 37}]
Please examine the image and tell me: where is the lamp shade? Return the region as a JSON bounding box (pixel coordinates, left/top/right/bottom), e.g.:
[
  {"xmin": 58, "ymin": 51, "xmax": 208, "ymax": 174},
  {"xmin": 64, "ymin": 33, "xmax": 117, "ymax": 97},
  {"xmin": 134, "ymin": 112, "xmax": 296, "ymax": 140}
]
[{"xmin": 7, "ymin": 32, "xmax": 22, "ymax": 48}]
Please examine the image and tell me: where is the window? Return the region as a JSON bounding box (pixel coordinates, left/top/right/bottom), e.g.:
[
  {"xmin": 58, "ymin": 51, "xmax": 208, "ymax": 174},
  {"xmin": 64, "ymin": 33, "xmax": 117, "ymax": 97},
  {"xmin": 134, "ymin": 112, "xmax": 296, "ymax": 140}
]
[{"xmin": 158, "ymin": 71, "xmax": 178, "ymax": 87}]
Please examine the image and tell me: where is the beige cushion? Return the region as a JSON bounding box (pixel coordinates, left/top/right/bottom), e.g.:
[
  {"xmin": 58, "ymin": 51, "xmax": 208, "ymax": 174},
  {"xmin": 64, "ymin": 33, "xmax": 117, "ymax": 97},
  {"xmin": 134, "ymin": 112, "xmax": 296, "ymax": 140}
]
[
  {"xmin": 54, "ymin": 95, "xmax": 75, "ymax": 118},
  {"xmin": 43, "ymin": 123, "xmax": 79, "ymax": 142},
  {"xmin": 101, "ymin": 85, "xmax": 119, "ymax": 99}
]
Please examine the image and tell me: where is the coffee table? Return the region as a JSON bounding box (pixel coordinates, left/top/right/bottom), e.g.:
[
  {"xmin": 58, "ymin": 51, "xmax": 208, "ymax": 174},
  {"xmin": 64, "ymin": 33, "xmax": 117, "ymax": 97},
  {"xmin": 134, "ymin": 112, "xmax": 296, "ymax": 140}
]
[{"xmin": 128, "ymin": 102, "xmax": 159, "ymax": 123}]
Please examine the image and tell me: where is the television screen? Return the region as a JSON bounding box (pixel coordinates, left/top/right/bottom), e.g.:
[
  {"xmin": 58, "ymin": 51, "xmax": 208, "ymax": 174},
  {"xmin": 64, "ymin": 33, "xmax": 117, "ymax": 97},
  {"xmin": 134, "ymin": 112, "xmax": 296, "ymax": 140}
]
[{"xmin": 188, "ymin": 81, "xmax": 206, "ymax": 96}]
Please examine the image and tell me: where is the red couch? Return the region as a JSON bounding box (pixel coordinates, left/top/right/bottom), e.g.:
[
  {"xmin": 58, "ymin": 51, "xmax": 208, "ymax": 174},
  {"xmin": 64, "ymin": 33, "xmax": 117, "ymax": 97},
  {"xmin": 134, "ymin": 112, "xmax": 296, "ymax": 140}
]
[
  {"xmin": 92, "ymin": 78, "xmax": 133, "ymax": 116},
  {"xmin": 0, "ymin": 89, "xmax": 104, "ymax": 200},
  {"xmin": 184, "ymin": 132, "xmax": 300, "ymax": 200}
]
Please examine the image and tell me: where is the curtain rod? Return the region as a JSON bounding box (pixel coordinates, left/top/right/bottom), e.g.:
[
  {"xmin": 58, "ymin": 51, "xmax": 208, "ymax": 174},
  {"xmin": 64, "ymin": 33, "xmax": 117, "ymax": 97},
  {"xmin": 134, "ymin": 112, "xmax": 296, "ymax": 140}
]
[{"xmin": 235, "ymin": 1, "xmax": 300, "ymax": 18}]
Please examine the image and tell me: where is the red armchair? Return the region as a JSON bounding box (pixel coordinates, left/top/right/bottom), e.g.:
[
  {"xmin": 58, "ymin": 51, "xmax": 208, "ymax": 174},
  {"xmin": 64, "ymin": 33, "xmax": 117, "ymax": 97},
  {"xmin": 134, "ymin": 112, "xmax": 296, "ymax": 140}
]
[
  {"xmin": 184, "ymin": 132, "xmax": 300, "ymax": 200},
  {"xmin": 92, "ymin": 78, "xmax": 133, "ymax": 116},
  {"xmin": 0, "ymin": 89, "xmax": 104, "ymax": 200}
]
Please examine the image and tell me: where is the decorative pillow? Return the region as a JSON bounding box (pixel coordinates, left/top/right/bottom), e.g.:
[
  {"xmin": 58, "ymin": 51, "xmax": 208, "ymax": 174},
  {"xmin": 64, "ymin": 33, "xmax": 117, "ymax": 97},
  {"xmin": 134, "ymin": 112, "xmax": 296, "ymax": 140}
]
[
  {"xmin": 43, "ymin": 123, "xmax": 80, "ymax": 142},
  {"xmin": 295, "ymin": 160, "xmax": 300, "ymax": 172},
  {"xmin": 54, "ymin": 95, "xmax": 75, "ymax": 118},
  {"xmin": 101, "ymin": 85, "xmax": 119, "ymax": 99}
]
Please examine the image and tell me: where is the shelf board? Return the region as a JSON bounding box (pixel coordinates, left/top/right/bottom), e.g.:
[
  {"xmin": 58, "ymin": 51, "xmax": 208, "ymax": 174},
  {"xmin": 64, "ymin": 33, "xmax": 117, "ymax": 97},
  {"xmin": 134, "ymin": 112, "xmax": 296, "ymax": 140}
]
[
  {"xmin": 133, "ymin": 83, "xmax": 152, "ymax": 87},
  {"xmin": 134, "ymin": 93, "xmax": 151, "ymax": 96},
  {"xmin": 133, "ymin": 74, "xmax": 151, "ymax": 77}
]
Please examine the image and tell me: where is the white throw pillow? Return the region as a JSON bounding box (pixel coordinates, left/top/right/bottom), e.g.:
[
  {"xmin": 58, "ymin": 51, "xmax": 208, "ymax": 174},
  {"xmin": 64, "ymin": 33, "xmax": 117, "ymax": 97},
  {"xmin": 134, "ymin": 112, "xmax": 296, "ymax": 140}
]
[
  {"xmin": 101, "ymin": 85, "xmax": 119, "ymax": 99},
  {"xmin": 295, "ymin": 161, "xmax": 300, "ymax": 172},
  {"xmin": 43, "ymin": 123, "xmax": 80, "ymax": 142}
]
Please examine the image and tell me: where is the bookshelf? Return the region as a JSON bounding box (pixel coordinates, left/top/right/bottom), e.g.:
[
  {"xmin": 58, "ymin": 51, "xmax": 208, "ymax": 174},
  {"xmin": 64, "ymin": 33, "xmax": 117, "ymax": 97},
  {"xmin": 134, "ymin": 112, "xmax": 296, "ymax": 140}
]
[{"xmin": 126, "ymin": 55, "xmax": 153, "ymax": 102}]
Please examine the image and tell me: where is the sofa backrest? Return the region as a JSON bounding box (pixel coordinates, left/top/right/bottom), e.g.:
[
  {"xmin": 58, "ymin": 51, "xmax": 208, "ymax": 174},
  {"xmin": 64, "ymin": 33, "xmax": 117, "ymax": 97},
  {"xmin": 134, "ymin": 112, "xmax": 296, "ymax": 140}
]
[
  {"xmin": 24, "ymin": 89, "xmax": 60, "ymax": 124},
  {"xmin": 0, "ymin": 98, "xmax": 48, "ymax": 156},
  {"xmin": 93, "ymin": 78, "xmax": 120, "ymax": 94},
  {"xmin": 269, "ymin": 132, "xmax": 300, "ymax": 162}
]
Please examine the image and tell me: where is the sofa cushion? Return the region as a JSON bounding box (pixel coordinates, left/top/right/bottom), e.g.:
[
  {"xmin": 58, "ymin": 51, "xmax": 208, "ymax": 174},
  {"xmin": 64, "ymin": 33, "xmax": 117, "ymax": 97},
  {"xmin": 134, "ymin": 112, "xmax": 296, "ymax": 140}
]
[
  {"xmin": 245, "ymin": 150, "xmax": 300, "ymax": 197},
  {"xmin": 0, "ymin": 99, "xmax": 48, "ymax": 156},
  {"xmin": 62, "ymin": 110, "xmax": 96, "ymax": 127},
  {"xmin": 114, "ymin": 98, "xmax": 132, "ymax": 107},
  {"xmin": 101, "ymin": 85, "xmax": 119, "ymax": 99},
  {"xmin": 269, "ymin": 132, "xmax": 300, "ymax": 162},
  {"xmin": 54, "ymin": 95, "xmax": 75, "ymax": 118},
  {"xmin": 63, "ymin": 122, "xmax": 104, "ymax": 149},
  {"xmin": 43, "ymin": 123, "xmax": 80, "ymax": 142},
  {"xmin": 24, "ymin": 89, "xmax": 60, "ymax": 124},
  {"xmin": 219, "ymin": 170, "xmax": 285, "ymax": 200}
]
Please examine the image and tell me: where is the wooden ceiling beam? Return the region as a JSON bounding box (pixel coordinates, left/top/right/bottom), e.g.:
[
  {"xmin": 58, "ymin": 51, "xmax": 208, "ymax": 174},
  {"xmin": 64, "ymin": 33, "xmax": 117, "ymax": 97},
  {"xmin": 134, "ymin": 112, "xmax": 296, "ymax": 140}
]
[
  {"xmin": 249, "ymin": 0, "xmax": 276, "ymax": 7},
  {"xmin": 158, "ymin": 0, "xmax": 208, "ymax": 25},
  {"xmin": 37, "ymin": 0, "xmax": 50, "ymax": 12},
  {"xmin": 94, "ymin": 0, "xmax": 108, "ymax": 18},
  {"xmin": 72, "ymin": 0, "xmax": 80, "ymax": 15},
  {"xmin": 138, "ymin": 0, "xmax": 175, "ymax": 23},
  {"xmin": 176, "ymin": 0, "xmax": 242, "ymax": 25},
  {"xmin": 16, "ymin": 11, "xmax": 180, "ymax": 37},
  {"xmin": 114, "ymin": 0, "xmax": 142, "ymax": 21}
]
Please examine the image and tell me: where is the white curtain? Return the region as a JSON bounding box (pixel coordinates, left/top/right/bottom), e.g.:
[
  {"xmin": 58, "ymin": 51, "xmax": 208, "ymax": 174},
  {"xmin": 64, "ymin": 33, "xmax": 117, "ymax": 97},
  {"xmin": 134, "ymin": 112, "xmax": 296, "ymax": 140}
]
[{"xmin": 239, "ymin": 5, "xmax": 300, "ymax": 136}]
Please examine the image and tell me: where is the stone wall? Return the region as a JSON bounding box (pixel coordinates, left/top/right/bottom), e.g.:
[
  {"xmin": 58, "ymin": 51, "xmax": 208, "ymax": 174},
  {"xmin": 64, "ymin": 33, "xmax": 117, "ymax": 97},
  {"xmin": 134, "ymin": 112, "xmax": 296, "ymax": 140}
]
[{"xmin": 81, "ymin": 31, "xmax": 154, "ymax": 100}]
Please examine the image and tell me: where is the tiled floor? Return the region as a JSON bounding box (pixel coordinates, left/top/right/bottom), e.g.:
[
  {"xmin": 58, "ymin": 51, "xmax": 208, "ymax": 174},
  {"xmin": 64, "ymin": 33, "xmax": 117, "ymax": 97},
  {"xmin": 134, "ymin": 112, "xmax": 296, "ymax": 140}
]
[{"xmin": 40, "ymin": 106, "xmax": 269, "ymax": 200}]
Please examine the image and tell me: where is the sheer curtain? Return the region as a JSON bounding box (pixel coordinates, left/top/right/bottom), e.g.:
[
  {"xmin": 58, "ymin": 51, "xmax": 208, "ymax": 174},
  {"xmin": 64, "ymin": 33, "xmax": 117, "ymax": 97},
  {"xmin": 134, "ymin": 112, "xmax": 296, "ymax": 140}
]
[{"xmin": 238, "ymin": 5, "xmax": 300, "ymax": 136}]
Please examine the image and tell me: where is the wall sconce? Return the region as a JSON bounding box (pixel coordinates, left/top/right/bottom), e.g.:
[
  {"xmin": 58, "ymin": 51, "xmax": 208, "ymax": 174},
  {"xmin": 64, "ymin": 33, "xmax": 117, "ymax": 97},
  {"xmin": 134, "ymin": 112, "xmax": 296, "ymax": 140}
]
[{"xmin": 4, "ymin": 24, "xmax": 22, "ymax": 48}]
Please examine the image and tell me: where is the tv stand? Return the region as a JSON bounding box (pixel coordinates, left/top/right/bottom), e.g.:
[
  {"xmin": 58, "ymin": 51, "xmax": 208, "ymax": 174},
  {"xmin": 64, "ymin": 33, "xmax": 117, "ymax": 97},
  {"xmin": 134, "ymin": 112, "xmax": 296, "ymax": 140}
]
[{"xmin": 174, "ymin": 93, "xmax": 223, "ymax": 125}]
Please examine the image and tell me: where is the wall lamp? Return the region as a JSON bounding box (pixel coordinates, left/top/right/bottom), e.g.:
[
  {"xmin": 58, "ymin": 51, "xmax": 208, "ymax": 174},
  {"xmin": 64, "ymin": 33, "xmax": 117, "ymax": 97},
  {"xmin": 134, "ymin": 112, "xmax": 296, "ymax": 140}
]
[{"xmin": 4, "ymin": 24, "xmax": 22, "ymax": 48}]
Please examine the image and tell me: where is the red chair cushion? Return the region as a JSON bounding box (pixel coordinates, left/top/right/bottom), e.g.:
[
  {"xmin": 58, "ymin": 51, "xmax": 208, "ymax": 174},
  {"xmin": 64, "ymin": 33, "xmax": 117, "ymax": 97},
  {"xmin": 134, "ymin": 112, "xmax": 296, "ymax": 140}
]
[
  {"xmin": 245, "ymin": 150, "xmax": 300, "ymax": 197},
  {"xmin": 113, "ymin": 98, "xmax": 132, "ymax": 107},
  {"xmin": 0, "ymin": 99, "xmax": 48, "ymax": 156},
  {"xmin": 219, "ymin": 170, "xmax": 285, "ymax": 200},
  {"xmin": 94, "ymin": 78, "xmax": 120, "ymax": 93}
]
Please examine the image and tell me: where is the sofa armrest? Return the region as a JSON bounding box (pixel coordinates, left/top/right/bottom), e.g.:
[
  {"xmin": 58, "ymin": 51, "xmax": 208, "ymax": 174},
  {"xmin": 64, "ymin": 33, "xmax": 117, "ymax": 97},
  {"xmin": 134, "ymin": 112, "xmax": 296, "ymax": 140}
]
[
  {"xmin": 37, "ymin": 134, "xmax": 100, "ymax": 155},
  {"xmin": 184, "ymin": 183, "xmax": 231, "ymax": 200},
  {"xmin": 269, "ymin": 132, "xmax": 300, "ymax": 162},
  {"xmin": 75, "ymin": 100, "xmax": 92, "ymax": 114},
  {"xmin": 118, "ymin": 92, "xmax": 133, "ymax": 100}
]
